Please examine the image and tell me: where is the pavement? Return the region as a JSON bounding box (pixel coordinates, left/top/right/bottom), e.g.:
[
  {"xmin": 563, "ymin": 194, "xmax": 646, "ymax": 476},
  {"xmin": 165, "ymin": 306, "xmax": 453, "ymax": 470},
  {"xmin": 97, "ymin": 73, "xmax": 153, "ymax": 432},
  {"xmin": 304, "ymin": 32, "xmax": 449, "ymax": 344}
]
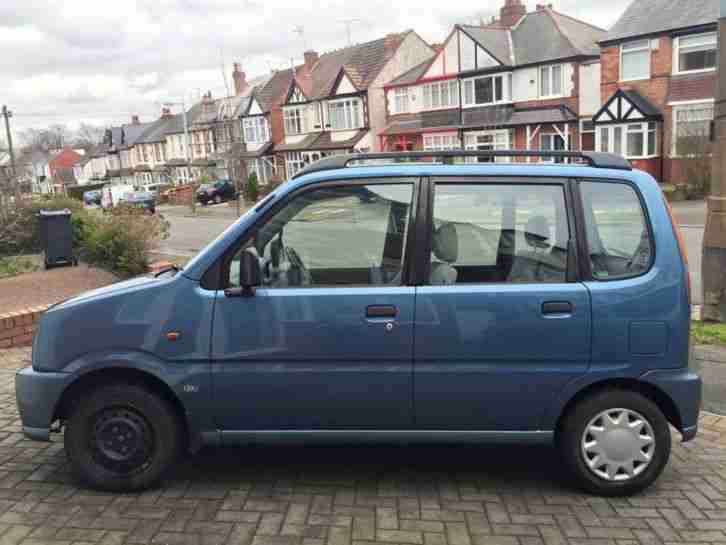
[
  {"xmin": 1, "ymin": 346, "xmax": 726, "ymax": 545},
  {"xmin": 0, "ymin": 265, "xmax": 117, "ymax": 314}
]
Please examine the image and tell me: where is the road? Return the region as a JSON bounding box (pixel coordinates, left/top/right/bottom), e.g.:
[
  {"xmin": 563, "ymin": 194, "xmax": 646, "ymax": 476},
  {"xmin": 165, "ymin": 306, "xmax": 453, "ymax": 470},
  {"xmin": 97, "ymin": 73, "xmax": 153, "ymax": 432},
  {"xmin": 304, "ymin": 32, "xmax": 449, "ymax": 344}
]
[{"xmin": 159, "ymin": 199, "xmax": 707, "ymax": 303}]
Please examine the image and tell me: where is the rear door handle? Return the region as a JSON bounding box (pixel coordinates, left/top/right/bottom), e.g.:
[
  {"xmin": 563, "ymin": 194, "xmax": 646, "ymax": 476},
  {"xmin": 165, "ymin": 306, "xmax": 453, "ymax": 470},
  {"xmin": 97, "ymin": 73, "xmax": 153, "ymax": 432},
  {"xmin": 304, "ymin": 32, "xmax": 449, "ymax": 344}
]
[
  {"xmin": 542, "ymin": 301, "xmax": 573, "ymax": 315},
  {"xmin": 366, "ymin": 305, "xmax": 397, "ymax": 319}
]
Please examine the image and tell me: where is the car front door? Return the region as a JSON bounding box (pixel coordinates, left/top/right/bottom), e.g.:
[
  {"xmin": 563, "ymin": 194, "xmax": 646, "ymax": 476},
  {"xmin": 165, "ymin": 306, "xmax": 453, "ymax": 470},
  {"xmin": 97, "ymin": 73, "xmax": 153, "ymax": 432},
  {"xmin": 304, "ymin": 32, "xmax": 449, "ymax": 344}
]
[
  {"xmin": 211, "ymin": 178, "xmax": 418, "ymax": 432},
  {"xmin": 414, "ymin": 178, "xmax": 591, "ymax": 432}
]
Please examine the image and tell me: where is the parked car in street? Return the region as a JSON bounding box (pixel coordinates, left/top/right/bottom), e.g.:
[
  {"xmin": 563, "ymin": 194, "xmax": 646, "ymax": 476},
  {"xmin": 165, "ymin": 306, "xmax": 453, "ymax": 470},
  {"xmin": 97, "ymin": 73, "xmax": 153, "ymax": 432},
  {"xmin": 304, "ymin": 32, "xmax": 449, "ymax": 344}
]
[
  {"xmin": 83, "ymin": 190, "xmax": 102, "ymax": 206},
  {"xmin": 196, "ymin": 180, "xmax": 236, "ymax": 205},
  {"xmin": 100, "ymin": 183, "xmax": 135, "ymax": 210},
  {"xmin": 16, "ymin": 150, "xmax": 699, "ymax": 496},
  {"xmin": 121, "ymin": 191, "xmax": 156, "ymax": 214}
]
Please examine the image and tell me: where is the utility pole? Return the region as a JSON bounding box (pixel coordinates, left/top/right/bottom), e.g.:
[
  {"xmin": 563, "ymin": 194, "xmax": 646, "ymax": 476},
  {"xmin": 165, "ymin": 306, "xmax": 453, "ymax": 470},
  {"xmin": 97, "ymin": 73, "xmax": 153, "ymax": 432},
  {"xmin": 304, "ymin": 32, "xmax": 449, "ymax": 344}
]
[
  {"xmin": 703, "ymin": 0, "xmax": 726, "ymax": 322},
  {"xmin": 2, "ymin": 105, "xmax": 18, "ymax": 200}
]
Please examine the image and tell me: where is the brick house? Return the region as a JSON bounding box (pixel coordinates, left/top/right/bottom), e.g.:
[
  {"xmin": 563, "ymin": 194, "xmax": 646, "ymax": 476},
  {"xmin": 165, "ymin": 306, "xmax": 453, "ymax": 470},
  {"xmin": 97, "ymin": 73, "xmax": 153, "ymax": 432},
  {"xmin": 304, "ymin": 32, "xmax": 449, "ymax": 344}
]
[
  {"xmin": 380, "ymin": 0, "xmax": 605, "ymax": 160},
  {"xmin": 593, "ymin": 0, "xmax": 718, "ymax": 183},
  {"xmin": 48, "ymin": 147, "xmax": 83, "ymax": 193},
  {"xmin": 275, "ymin": 31, "xmax": 434, "ymax": 178}
]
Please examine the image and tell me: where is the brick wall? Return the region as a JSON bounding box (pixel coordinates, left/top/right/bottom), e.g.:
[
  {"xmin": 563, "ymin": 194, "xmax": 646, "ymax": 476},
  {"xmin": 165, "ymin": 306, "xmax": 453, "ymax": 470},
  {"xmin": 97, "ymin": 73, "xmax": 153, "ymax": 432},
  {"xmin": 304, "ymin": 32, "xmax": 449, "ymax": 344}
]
[
  {"xmin": 0, "ymin": 306, "xmax": 48, "ymax": 349},
  {"xmin": 601, "ymin": 39, "xmax": 673, "ymax": 106}
]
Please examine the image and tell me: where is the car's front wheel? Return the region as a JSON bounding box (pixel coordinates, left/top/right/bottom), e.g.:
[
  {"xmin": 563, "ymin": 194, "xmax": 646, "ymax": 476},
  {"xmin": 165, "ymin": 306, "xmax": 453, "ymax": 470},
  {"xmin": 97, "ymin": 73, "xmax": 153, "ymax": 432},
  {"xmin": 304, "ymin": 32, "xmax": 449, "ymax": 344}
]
[
  {"xmin": 64, "ymin": 383, "xmax": 182, "ymax": 491},
  {"xmin": 558, "ymin": 389, "xmax": 671, "ymax": 496}
]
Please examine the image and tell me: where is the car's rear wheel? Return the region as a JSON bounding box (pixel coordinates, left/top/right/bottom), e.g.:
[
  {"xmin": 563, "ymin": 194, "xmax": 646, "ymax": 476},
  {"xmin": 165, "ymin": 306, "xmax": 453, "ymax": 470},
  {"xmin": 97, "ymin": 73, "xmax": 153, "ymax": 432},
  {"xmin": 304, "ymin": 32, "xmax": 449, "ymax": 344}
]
[
  {"xmin": 214, "ymin": 195, "xmax": 222, "ymax": 204},
  {"xmin": 64, "ymin": 383, "xmax": 182, "ymax": 491},
  {"xmin": 558, "ymin": 389, "xmax": 671, "ymax": 496}
]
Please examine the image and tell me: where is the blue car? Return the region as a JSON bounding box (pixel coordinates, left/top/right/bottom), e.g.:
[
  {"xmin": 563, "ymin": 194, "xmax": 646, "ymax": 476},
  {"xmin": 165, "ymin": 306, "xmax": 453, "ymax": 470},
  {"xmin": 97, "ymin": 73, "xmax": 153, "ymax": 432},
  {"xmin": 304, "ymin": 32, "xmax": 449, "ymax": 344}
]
[{"xmin": 15, "ymin": 151, "xmax": 700, "ymax": 495}]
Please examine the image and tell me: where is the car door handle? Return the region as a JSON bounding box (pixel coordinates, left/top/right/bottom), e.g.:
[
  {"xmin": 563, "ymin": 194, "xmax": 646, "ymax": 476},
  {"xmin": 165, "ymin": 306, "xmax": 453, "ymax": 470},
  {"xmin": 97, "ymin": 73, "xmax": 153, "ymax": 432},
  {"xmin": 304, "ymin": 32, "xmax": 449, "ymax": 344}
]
[
  {"xmin": 542, "ymin": 301, "xmax": 573, "ymax": 315},
  {"xmin": 366, "ymin": 305, "xmax": 397, "ymax": 319}
]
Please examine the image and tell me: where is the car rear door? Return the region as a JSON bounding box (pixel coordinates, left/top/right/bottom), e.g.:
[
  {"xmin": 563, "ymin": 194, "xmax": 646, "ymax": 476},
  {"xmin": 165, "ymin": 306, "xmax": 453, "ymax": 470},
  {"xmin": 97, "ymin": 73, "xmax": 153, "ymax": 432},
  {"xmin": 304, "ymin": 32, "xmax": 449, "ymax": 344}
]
[{"xmin": 413, "ymin": 177, "xmax": 591, "ymax": 432}]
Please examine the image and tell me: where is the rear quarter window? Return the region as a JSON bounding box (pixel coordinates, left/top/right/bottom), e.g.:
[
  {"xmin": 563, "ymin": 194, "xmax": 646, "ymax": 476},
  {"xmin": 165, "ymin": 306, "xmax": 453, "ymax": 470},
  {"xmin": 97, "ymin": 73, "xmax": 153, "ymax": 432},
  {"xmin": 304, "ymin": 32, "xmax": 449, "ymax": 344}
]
[{"xmin": 579, "ymin": 180, "xmax": 653, "ymax": 280}]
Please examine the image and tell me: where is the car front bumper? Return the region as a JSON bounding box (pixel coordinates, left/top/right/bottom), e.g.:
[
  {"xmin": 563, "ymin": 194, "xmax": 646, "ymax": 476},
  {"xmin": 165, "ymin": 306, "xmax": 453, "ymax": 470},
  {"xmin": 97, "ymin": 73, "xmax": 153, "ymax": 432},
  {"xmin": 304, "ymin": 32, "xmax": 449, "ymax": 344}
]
[
  {"xmin": 15, "ymin": 366, "xmax": 71, "ymax": 441},
  {"xmin": 641, "ymin": 367, "xmax": 702, "ymax": 442}
]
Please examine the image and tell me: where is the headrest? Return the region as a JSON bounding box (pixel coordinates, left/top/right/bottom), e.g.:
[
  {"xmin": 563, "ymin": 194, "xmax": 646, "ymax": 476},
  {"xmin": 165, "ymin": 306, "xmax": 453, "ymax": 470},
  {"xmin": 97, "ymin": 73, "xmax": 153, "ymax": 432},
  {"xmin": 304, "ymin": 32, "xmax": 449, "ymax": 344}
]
[{"xmin": 432, "ymin": 223, "xmax": 458, "ymax": 263}]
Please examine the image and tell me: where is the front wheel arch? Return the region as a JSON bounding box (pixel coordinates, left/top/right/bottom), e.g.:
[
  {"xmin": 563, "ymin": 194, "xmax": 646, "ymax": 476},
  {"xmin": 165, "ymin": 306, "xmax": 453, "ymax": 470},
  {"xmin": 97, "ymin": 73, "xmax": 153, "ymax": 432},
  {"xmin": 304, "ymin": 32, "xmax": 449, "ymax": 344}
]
[
  {"xmin": 54, "ymin": 367, "xmax": 193, "ymax": 451},
  {"xmin": 554, "ymin": 378, "xmax": 682, "ymax": 440}
]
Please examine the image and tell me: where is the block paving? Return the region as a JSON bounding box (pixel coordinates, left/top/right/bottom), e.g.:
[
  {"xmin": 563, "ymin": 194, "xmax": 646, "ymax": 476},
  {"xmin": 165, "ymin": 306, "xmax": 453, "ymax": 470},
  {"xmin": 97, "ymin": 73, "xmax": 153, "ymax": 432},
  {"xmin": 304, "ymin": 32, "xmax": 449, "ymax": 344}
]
[{"xmin": 2, "ymin": 347, "xmax": 726, "ymax": 545}]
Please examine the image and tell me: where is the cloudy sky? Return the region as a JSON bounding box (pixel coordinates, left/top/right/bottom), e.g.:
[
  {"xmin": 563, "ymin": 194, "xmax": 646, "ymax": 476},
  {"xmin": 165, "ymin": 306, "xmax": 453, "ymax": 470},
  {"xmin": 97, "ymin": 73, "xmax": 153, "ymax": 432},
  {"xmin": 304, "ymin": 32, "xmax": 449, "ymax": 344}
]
[{"xmin": 1, "ymin": 0, "xmax": 632, "ymax": 136}]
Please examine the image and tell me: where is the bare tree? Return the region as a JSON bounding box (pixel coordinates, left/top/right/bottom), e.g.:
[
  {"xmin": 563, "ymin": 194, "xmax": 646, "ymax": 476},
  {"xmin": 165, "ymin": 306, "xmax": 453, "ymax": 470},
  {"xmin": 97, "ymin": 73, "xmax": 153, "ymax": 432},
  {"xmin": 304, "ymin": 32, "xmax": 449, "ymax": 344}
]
[
  {"xmin": 74, "ymin": 123, "xmax": 105, "ymax": 150},
  {"xmin": 18, "ymin": 126, "xmax": 67, "ymax": 152},
  {"xmin": 676, "ymin": 122, "xmax": 712, "ymax": 197}
]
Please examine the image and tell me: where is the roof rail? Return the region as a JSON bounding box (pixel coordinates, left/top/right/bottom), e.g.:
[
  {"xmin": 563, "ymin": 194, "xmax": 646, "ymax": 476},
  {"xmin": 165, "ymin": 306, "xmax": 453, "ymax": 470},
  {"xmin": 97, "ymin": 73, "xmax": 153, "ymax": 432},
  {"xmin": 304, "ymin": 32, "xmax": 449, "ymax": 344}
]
[{"xmin": 291, "ymin": 150, "xmax": 632, "ymax": 179}]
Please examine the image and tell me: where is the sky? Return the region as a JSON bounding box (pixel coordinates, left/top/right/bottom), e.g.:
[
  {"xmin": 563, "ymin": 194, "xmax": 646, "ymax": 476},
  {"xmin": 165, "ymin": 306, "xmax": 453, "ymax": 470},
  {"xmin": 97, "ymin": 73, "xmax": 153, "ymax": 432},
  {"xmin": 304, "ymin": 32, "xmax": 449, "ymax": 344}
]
[{"xmin": 1, "ymin": 0, "xmax": 633, "ymax": 138}]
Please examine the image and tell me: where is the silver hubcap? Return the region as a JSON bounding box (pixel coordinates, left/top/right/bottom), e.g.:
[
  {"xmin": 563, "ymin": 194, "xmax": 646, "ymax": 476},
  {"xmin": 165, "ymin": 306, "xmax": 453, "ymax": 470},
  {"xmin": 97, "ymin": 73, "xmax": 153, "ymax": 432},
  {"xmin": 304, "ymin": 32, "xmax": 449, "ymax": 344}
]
[{"xmin": 581, "ymin": 408, "xmax": 655, "ymax": 481}]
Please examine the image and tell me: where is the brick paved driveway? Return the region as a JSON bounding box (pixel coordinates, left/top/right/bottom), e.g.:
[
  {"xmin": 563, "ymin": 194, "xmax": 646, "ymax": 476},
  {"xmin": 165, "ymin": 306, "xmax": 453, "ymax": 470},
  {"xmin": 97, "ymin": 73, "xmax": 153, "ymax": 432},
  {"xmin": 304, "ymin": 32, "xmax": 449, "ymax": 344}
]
[{"xmin": 2, "ymin": 348, "xmax": 726, "ymax": 545}]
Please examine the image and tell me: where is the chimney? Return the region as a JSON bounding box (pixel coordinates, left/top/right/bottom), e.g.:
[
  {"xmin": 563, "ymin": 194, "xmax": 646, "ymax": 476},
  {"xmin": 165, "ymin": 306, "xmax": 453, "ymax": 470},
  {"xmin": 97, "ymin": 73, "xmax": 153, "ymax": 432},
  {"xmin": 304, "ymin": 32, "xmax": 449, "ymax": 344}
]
[
  {"xmin": 500, "ymin": 0, "xmax": 526, "ymax": 27},
  {"xmin": 232, "ymin": 62, "xmax": 248, "ymax": 96},
  {"xmin": 131, "ymin": 115, "xmax": 140, "ymax": 124},
  {"xmin": 536, "ymin": 3, "xmax": 546, "ymax": 10},
  {"xmin": 202, "ymin": 90, "xmax": 214, "ymax": 113},
  {"xmin": 303, "ymin": 50, "xmax": 319, "ymax": 72},
  {"xmin": 384, "ymin": 32, "xmax": 403, "ymax": 52}
]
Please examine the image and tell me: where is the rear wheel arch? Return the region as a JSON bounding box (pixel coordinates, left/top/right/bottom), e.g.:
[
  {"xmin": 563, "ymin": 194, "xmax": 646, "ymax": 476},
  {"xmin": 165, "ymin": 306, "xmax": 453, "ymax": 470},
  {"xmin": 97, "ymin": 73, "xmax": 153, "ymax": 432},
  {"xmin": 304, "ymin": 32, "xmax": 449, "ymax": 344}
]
[
  {"xmin": 54, "ymin": 367, "xmax": 193, "ymax": 451},
  {"xmin": 555, "ymin": 378, "xmax": 683, "ymax": 436}
]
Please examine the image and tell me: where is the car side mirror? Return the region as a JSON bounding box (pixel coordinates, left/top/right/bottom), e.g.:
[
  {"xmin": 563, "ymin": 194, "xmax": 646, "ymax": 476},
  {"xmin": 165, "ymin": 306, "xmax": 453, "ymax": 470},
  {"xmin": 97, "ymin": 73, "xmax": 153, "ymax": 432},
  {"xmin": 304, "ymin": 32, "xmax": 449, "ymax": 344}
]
[{"xmin": 225, "ymin": 249, "xmax": 261, "ymax": 297}]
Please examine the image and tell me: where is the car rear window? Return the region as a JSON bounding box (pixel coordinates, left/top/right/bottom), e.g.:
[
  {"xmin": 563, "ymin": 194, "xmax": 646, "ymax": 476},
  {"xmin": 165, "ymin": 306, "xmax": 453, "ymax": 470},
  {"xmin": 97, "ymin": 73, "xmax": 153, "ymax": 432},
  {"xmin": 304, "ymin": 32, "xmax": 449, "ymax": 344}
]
[{"xmin": 579, "ymin": 181, "xmax": 653, "ymax": 280}]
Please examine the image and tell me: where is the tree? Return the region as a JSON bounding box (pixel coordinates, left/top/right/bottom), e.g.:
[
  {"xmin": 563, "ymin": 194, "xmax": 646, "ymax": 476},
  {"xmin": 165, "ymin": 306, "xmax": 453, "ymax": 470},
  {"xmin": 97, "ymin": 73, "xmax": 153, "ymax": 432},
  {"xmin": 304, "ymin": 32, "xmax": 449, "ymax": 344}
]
[
  {"xmin": 74, "ymin": 123, "xmax": 105, "ymax": 151},
  {"xmin": 18, "ymin": 125, "xmax": 69, "ymax": 152}
]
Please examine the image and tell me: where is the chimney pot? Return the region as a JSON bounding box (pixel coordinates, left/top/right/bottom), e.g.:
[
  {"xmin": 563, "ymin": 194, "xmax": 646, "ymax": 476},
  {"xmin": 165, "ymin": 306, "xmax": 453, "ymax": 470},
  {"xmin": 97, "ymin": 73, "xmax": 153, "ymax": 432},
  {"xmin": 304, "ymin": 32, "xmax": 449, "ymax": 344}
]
[
  {"xmin": 303, "ymin": 50, "xmax": 319, "ymax": 72},
  {"xmin": 131, "ymin": 115, "xmax": 140, "ymax": 124},
  {"xmin": 501, "ymin": 0, "xmax": 526, "ymax": 27},
  {"xmin": 232, "ymin": 61, "xmax": 248, "ymax": 96}
]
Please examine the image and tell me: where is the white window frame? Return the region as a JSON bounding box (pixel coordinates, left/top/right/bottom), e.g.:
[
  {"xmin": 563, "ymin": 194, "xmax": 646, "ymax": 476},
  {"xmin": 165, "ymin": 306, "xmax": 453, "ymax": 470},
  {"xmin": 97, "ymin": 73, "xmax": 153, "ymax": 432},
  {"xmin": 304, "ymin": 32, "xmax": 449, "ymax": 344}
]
[
  {"xmin": 539, "ymin": 64, "xmax": 565, "ymax": 98},
  {"xmin": 671, "ymin": 100, "xmax": 714, "ymax": 157},
  {"xmin": 423, "ymin": 133, "xmax": 460, "ymax": 151},
  {"xmin": 673, "ymin": 32, "xmax": 718, "ymax": 75},
  {"xmin": 596, "ymin": 121, "xmax": 658, "ymax": 159},
  {"xmin": 393, "ymin": 87, "xmax": 410, "ymax": 114},
  {"xmin": 285, "ymin": 152, "xmax": 305, "ymax": 178},
  {"xmin": 620, "ymin": 39, "xmax": 651, "ymax": 82},
  {"xmin": 327, "ymin": 98, "xmax": 362, "ymax": 130},
  {"xmin": 284, "ymin": 106, "xmax": 306, "ymax": 135},
  {"xmin": 243, "ymin": 116, "xmax": 269, "ymax": 144},
  {"xmin": 463, "ymin": 130, "xmax": 510, "ymax": 162},
  {"xmin": 422, "ymin": 80, "xmax": 459, "ymax": 110},
  {"xmin": 462, "ymin": 74, "xmax": 509, "ymax": 108}
]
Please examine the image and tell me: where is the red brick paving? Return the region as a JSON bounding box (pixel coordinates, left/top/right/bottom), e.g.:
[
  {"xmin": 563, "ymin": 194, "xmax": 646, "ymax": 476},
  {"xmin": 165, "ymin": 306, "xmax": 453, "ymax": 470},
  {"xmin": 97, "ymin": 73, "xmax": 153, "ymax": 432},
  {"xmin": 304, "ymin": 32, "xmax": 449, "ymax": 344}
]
[{"xmin": 0, "ymin": 264, "xmax": 117, "ymax": 314}]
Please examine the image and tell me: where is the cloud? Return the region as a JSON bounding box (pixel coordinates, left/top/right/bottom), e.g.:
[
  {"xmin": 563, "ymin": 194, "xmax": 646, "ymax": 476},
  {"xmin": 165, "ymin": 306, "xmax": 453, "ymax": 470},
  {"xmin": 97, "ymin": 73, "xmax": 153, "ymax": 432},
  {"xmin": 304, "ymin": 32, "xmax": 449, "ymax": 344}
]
[{"xmin": 2, "ymin": 0, "xmax": 633, "ymax": 132}]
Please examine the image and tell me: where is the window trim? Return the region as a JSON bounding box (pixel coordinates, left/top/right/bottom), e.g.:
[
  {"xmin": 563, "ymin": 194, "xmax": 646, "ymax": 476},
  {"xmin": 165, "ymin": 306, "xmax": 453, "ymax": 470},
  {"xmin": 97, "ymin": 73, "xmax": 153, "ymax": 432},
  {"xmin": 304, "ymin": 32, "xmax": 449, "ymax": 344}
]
[
  {"xmin": 595, "ymin": 121, "xmax": 658, "ymax": 159},
  {"xmin": 205, "ymin": 177, "xmax": 421, "ymax": 291},
  {"xmin": 620, "ymin": 39, "xmax": 651, "ymax": 82},
  {"xmin": 461, "ymin": 73, "xmax": 509, "ymax": 108},
  {"xmin": 673, "ymin": 32, "xmax": 717, "ymax": 75},
  {"xmin": 425, "ymin": 176, "xmax": 578, "ymax": 286},
  {"xmin": 574, "ymin": 177, "xmax": 656, "ymax": 282},
  {"xmin": 671, "ymin": 100, "xmax": 714, "ymax": 157},
  {"xmin": 421, "ymin": 79, "xmax": 459, "ymax": 111},
  {"xmin": 327, "ymin": 97, "xmax": 363, "ymax": 130},
  {"xmin": 539, "ymin": 64, "xmax": 565, "ymax": 99}
]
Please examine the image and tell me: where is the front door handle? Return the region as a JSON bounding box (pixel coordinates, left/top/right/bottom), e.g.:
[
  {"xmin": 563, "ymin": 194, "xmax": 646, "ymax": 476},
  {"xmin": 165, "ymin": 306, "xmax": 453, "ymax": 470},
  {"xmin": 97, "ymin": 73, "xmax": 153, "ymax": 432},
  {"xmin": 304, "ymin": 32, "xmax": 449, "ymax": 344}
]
[
  {"xmin": 366, "ymin": 305, "xmax": 397, "ymax": 319},
  {"xmin": 542, "ymin": 301, "xmax": 573, "ymax": 315}
]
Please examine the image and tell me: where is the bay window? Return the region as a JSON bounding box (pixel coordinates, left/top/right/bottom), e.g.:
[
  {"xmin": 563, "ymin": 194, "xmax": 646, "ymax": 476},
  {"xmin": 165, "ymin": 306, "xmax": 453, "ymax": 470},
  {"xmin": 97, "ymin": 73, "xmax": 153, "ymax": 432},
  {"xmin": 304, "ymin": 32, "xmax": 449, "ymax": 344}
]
[
  {"xmin": 284, "ymin": 107, "xmax": 306, "ymax": 135},
  {"xmin": 422, "ymin": 80, "xmax": 459, "ymax": 110},
  {"xmin": 539, "ymin": 65, "xmax": 564, "ymax": 98},
  {"xmin": 327, "ymin": 99, "xmax": 362, "ymax": 130},
  {"xmin": 675, "ymin": 33, "xmax": 717, "ymax": 74},
  {"xmin": 673, "ymin": 102, "xmax": 714, "ymax": 156},
  {"xmin": 596, "ymin": 122, "xmax": 657, "ymax": 158},
  {"xmin": 464, "ymin": 130, "xmax": 510, "ymax": 162},
  {"xmin": 423, "ymin": 134, "xmax": 460, "ymax": 151},
  {"xmin": 243, "ymin": 117, "xmax": 268, "ymax": 143},
  {"xmin": 621, "ymin": 40, "xmax": 650, "ymax": 81},
  {"xmin": 462, "ymin": 74, "xmax": 508, "ymax": 107},
  {"xmin": 285, "ymin": 152, "xmax": 306, "ymax": 178},
  {"xmin": 393, "ymin": 87, "xmax": 410, "ymax": 114}
]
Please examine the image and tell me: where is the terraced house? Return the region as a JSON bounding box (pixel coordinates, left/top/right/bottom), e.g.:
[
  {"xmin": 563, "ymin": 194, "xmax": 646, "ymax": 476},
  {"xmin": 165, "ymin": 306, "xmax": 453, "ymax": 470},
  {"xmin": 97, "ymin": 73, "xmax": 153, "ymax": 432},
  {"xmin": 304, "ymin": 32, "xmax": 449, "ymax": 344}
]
[
  {"xmin": 276, "ymin": 31, "xmax": 434, "ymax": 177},
  {"xmin": 593, "ymin": 0, "xmax": 718, "ymax": 184},
  {"xmin": 381, "ymin": 0, "xmax": 605, "ymax": 159}
]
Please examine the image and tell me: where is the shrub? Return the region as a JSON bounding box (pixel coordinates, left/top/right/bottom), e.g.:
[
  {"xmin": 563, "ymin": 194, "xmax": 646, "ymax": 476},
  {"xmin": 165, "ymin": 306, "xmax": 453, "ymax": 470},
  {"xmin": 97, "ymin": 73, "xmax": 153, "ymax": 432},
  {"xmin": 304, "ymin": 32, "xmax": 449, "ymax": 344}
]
[
  {"xmin": 83, "ymin": 209, "xmax": 169, "ymax": 277},
  {"xmin": 245, "ymin": 172, "xmax": 259, "ymax": 202}
]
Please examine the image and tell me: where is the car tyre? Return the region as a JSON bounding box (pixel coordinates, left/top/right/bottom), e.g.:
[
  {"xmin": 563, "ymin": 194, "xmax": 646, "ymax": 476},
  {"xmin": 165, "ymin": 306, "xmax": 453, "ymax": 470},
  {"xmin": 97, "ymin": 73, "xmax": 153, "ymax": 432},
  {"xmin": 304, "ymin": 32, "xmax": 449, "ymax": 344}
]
[
  {"xmin": 64, "ymin": 383, "xmax": 182, "ymax": 492},
  {"xmin": 214, "ymin": 195, "xmax": 222, "ymax": 205},
  {"xmin": 558, "ymin": 389, "xmax": 671, "ymax": 497}
]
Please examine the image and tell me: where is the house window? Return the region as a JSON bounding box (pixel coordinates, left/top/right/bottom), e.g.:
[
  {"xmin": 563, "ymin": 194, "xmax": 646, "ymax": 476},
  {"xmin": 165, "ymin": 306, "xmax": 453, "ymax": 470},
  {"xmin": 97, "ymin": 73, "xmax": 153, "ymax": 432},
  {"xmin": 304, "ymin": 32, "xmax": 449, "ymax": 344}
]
[
  {"xmin": 462, "ymin": 74, "xmax": 507, "ymax": 106},
  {"xmin": 464, "ymin": 130, "xmax": 509, "ymax": 162},
  {"xmin": 580, "ymin": 119, "xmax": 595, "ymax": 151},
  {"xmin": 423, "ymin": 134, "xmax": 460, "ymax": 151},
  {"xmin": 422, "ymin": 80, "xmax": 459, "ymax": 110},
  {"xmin": 284, "ymin": 107, "xmax": 305, "ymax": 135},
  {"xmin": 327, "ymin": 99, "xmax": 362, "ymax": 130},
  {"xmin": 393, "ymin": 87, "xmax": 409, "ymax": 114},
  {"xmin": 285, "ymin": 152, "xmax": 306, "ymax": 178},
  {"xmin": 676, "ymin": 33, "xmax": 717, "ymax": 73},
  {"xmin": 540, "ymin": 133, "xmax": 567, "ymax": 162},
  {"xmin": 621, "ymin": 40, "xmax": 650, "ymax": 81},
  {"xmin": 539, "ymin": 65, "xmax": 564, "ymax": 98},
  {"xmin": 674, "ymin": 102, "xmax": 714, "ymax": 156},
  {"xmin": 244, "ymin": 117, "xmax": 268, "ymax": 143},
  {"xmin": 596, "ymin": 121, "xmax": 657, "ymax": 158}
]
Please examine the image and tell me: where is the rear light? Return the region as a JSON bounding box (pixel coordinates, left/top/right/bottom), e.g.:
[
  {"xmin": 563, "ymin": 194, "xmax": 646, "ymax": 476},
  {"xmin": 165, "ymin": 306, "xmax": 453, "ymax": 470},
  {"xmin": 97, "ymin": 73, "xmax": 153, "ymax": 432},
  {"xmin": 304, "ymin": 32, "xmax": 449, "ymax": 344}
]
[{"xmin": 664, "ymin": 197, "xmax": 691, "ymax": 302}]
